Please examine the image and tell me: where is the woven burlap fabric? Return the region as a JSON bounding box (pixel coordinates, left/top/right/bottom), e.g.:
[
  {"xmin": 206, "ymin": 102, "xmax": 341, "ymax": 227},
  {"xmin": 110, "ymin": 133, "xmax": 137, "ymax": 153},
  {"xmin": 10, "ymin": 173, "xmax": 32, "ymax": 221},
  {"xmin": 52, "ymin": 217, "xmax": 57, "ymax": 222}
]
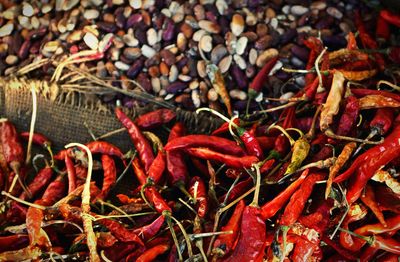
[{"xmin": 0, "ymin": 77, "xmax": 222, "ymax": 152}]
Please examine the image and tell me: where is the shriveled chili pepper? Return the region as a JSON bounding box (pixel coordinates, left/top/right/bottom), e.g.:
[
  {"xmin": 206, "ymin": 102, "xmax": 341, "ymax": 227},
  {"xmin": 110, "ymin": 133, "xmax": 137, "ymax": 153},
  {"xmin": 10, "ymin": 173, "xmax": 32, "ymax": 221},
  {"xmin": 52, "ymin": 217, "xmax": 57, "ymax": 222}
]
[
  {"xmin": 261, "ymin": 169, "xmax": 309, "ymax": 220},
  {"xmin": 0, "ymin": 234, "xmax": 29, "ymax": 253},
  {"xmin": 97, "ymin": 218, "xmax": 144, "ymax": 246},
  {"xmin": 26, "ymin": 201, "xmax": 51, "ymax": 248},
  {"xmin": 325, "ymin": 142, "xmax": 356, "ymax": 199},
  {"xmin": 147, "ymin": 151, "xmax": 166, "ymax": 185},
  {"xmin": 377, "ymin": 252, "xmax": 399, "ymax": 262},
  {"xmin": 340, "ymin": 68, "xmax": 378, "ymax": 81},
  {"xmin": 134, "ymin": 215, "xmax": 165, "ymax": 240},
  {"xmin": 358, "ymin": 95, "xmax": 400, "ymax": 109},
  {"xmin": 369, "ymin": 235, "xmax": 400, "ymax": 255},
  {"xmin": 291, "ymin": 235, "xmax": 319, "ymax": 261},
  {"xmin": 135, "ymin": 109, "xmax": 176, "ymax": 130},
  {"xmin": 189, "ymin": 176, "xmax": 208, "ymax": 218},
  {"xmin": 361, "ymin": 184, "xmax": 387, "ymax": 227},
  {"xmin": 249, "ymin": 56, "xmax": 279, "ymax": 98},
  {"xmin": 165, "ymin": 135, "xmax": 245, "ymax": 156},
  {"xmin": 86, "ymin": 140, "xmax": 125, "ymax": 161},
  {"xmin": 298, "ymin": 199, "xmax": 333, "ymax": 234},
  {"xmin": 96, "ymin": 154, "xmax": 116, "ymax": 200},
  {"xmin": 355, "ymin": 215, "xmax": 400, "ymax": 236},
  {"xmin": 65, "ymin": 155, "xmax": 77, "ymax": 194},
  {"xmin": 380, "ymin": 9, "xmax": 400, "ymax": 28},
  {"xmin": 376, "ymin": 15, "xmax": 390, "ymax": 41},
  {"xmin": 20, "ymin": 132, "xmax": 53, "ymax": 160},
  {"xmin": 19, "ymin": 166, "xmax": 53, "ymax": 201},
  {"xmin": 115, "ymin": 107, "xmax": 154, "ymax": 172},
  {"xmin": 212, "ymin": 199, "xmax": 245, "ymax": 258},
  {"xmin": 280, "ymin": 172, "xmax": 325, "ymax": 226},
  {"xmin": 303, "ymin": 37, "xmax": 324, "ymax": 86},
  {"xmin": 219, "ymin": 177, "xmax": 253, "ymax": 203},
  {"xmin": 145, "ymin": 186, "xmax": 172, "ymax": 214},
  {"xmin": 370, "ymin": 108, "xmax": 394, "ymax": 136},
  {"xmin": 136, "ymin": 243, "xmax": 169, "ymax": 262},
  {"xmin": 284, "ymin": 136, "xmax": 310, "ymax": 175},
  {"xmin": 41, "ymin": 174, "xmax": 67, "ymax": 205},
  {"xmin": 339, "ymin": 204, "xmax": 368, "ymax": 252},
  {"xmin": 132, "ymin": 157, "xmax": 147, "ymax": 185},
  {"xmin": 186, "ymin": 148, "xmax": 259, "ymax": 169},
  {"xmin": 351, "ymin": 88, "xmax": 400, "ymax": 102},
  {"xmin": 0, "ymin": 119, "xmax": 30, "ymax": 196},
  {"xmin": 211, "ymin": 118, "xmax": 240, "ymax": 136},
  {"xmin": 336, "ymin": 96, "xmax": 359, "ymax": 136},
  {"xmin": 329, "ymin": 49, "xmax": 369, "ymax": 66},
  {"xmin": 223, "ymin": 165, "xmax": 266, "ymax": 262}
]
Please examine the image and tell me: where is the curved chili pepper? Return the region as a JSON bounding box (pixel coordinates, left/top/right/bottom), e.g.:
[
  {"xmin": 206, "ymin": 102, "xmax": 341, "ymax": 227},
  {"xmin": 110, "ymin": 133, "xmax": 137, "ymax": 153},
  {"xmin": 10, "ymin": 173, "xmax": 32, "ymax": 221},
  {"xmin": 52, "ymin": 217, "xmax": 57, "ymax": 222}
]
[
  {"xmin": 249, "ymin": 56, "xmax": 279, "ymax": 97},
  {"xmin": 136, "ymin": 243, "xmax": 169, "ymax": 262},
  {"xmin": 339, "ymin": 204, "xmax": 368, "ymax": 252},
  {"xmin": 147, "ymin": 151, "xmax": 166, "ymax": 185},
  {"xmin": 370, "ymin": 108, "xmax": 394, "ymax": 135},
  {"xmin": 144, "ymin": 186, "xmax": 172, "ymax": 214},
  {"xmin": 213, "ymin": 200, "xmax": 245, "ymax": 257},
  {"xmin": 189, "ymin": 176, "xmax": 208, "ymax": 218},
  {"xmin": 211, "ymin": 118, "xmax": 240, "ymax": 136},
  {"xmin": 370, "ymin": 235, "xmax": 400, "ymax": 255},
  {"xmin": 26, "ymin": 201, "xmax": 51, "ymax": 248},
  {"xmin": 360, "ymin": 184, "xmax": 386, "ymax": 227},
  {"xmin": 0, "ymin": 234, "xmax": 29, "ymax": 253},
  {"xmin": 20, "ymin": 132, "xmax": 51, "ymax": 149},
  {"xmin": 284, "ymin": 137, "xmax": 310, "ymax": 175},
  {"xmin": 86, "ymin": 141, "xmax": 125, "ymax": 159},
  {"xmin": 164, "ymin": 135, "xmax": 245, "ymax": 156},
  {"xmin": 321, "ymin": 235, "xmax": 358, "ymax": 261},
  {"xmin": 41, "ymin": 174, "xmax": 67, "ymax": 205},
  {"xmin": 166, "ymin": 122, "xmax": 188, "ymax": 187},
  {"xmin": 132, "ymin": 157, "xmax": 147, "ymax": 185},
  {"xmin": 351, "ymin": 88, "xmax": 400, "ymax": 102},
  {"xmin": 219, "ymin": 177, "xmax": 253, "ymax": 203},
  {"xmin": 133, "ymin": 215, "xmax": 165, "ymax": 241},
  {"xmin": 303, "ymin": 37, "xmax": 323, "ymax": 86},
  {"xmin": 115, "ymin": 107, "xmax": 154, "ymax": 172},
  {"xmin": 186, "ymin": 148, "xmax": 259, "ymax": 169},
  {"xmin": 376, "ymin": 14, "xmax": 390, "ymax": 41},
  {"xmin": 336, "ymin": 96, "xmax": 359, "ymax": 136},
  {"xmin": 65, "ymin": 155, "xmax": 77, "ymax": 194},
  {"xmin": 135, "ymin": 109, "xmax": 176, "ymax": 130},
  {"xmin": 380, "ymin": 9, "xmax": 400, "ymax": 28},
  {"xmin": 298, "ymin": 199, "xmax": 333, "ymax": 234},
  {"xmin": 19, "ymin": 167, "xmax": 53, "ymax": 201},
  {"xmin": 97, "ymin": 154, "xmax": 116, "ymax": 200},
  {"xmin": 97, "ymin": 218, "xmax": 144, "ymax": 246},
  {"xmin": 355, "ymin": 215, "xmax": 400, "ymax": 236},
  {"xmin": 238, "ymin": 127, "xmax": 264, "ymax": 159},
  {"xmin": 261, "ymin": 169, "xmax": 309, "ymax": 220},
  {"xmin": 280, "ymin": 172, "xmax": 325, "ymax": 226}
]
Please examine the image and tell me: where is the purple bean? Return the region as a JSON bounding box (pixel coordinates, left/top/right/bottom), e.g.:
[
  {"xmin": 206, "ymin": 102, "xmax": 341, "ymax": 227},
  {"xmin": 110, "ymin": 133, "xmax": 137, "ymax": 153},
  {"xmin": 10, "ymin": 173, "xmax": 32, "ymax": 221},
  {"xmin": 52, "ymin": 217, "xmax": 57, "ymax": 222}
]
[
  {"xmin": 135, "ymin": 29, "xmax": 147, "ymax": 45},
  {"xmin": 291, "ymin": 45, "xmax": 310, "ymax": 62},
  {"xmin": 315, "ymin": 16, "xmax": 334, "ymax": 30},
  {"xmin": 18, "ymin": 40, "xmax": 31, "ymax": 60},
  {"xmin": 162, "ymin": 19, "xmax": 175, "ymax": 42},
  {"xmin": 115, "ymin": 8, "xmax": 126, "ymax": 29},
  {"xmin": 127, "ymin": 59, "xmax": 144, "ymax": 79},
  {"xmin": 97, "ymin": 21, "xmax": 117, "ymax": 33},
  {"xmin": 137, "ymin": 73, "xmax": 152, "ymax": 93},
  {"xmin": 126, "ymin": 14, "xmax": 143, "ymax": 29},
  {"xmin": 231, "ymin": 64, "xmax": 248, "ymax": 89},
  {"xmin": 160, "ymin": 49, "xmax": 176, "ymax": 66},
  {"xmin": 322, "ymin": 35, "xmax": 347, "ymax": 50},
  {"xmin": 279, "ymin": 28, "xmax": 297, "ymax": 45},
  {"xmin": 28, "ymin": 28, "xmax": 48, "ymax": 40},
  {"xmin": 166, "ymin": 81, "xmax": 188, "ymax": 94}
]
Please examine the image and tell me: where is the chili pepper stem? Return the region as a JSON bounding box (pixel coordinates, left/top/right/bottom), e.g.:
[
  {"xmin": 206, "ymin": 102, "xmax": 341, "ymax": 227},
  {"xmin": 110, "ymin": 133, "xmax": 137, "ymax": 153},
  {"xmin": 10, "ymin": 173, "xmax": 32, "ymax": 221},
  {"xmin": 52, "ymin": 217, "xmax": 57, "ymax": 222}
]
[
  {"xmin": 170, "ymin": 215, "xmax": 194, "ymax": 257},
  {"xmin": 377, "ymin": 80, "xmax": 400, "ymax": 92},
  {"xmin": 337, "ymin": 227, "xmax": 373, "ymax": 244},
  {"xmin": 257, "ymin": 102, "xmax": 298, "ymax": 114},
  {"xmin": 280, "ymin": 226, "xmax": 289, "ymax": 262},
  {"xmin": 1, "ymin": 191, "xmax": 46, "ymax": 210},
  {"xmin": 325, "ymin": 129, "xmax": 384, "ymax": 144},
  {"xmin": 330, "ymin": 185, "xmax": 349, "ymax": 239},
  {"xmin": 222, "ymin": 174, "xmax": 241, "ymax": 206},
  {"xmin": 96, "ymin": 199, "xmax": 135, "ymax": 224},
  {"xmin": 315, "ymin": 47, "xmax": 328, "ymax": 91},
  {"xmin": 267, "ymin": 125, "xmax": 295, "ymax": 145},
  {"xmin": 178, "ymin": 184, "xmax": 195, "ymax": 202},
  {"xmin": 352, "ymin": 129, "xmax": 378, "ymax": 157},
  {"xmin": 250, "ymin": 164, "xmax": 261, "ymax": 207},
  {"xmin": 164, "ymin": 213, "xmax": 183, "ymax": 262},
  {"xmin": 25, "ymin": 85, "xmax": 38, "ymax": 166},
  {"xmin": 140, "ymin": 185, "xmax": 156, "ymax": 212}
]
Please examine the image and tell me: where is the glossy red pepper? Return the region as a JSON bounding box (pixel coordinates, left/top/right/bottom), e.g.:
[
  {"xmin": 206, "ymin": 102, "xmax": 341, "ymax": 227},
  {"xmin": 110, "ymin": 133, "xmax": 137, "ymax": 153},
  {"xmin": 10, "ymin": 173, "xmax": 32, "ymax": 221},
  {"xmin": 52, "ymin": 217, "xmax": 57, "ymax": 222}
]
[
  {"xmin": 20, "ymin": 132, "xmax": 51, "ymax": 149},
  {"xmin": 136, "ymin": 243, "xmax": 169, "ymax": 262},
  {"xmin": 97, "ymin": 218, "xmax": 144, "ymax": 246},
  {"xmin": 355, "ymin": 215, "xmax": 400, "ymax": 236},
  {"xmin": 238, "ymin": 127, "xmax": 264, "ymax": 159},
  {"xmin": 370, "ymin": 108, "xmax": 394, "ymax": 136},
  {"xmin": 135, "ymin": 108, "xmax": 176, "ymax": 130},
  {"xmin": 19, "ymin": 167, "xmax": 53, "ymax": 201},
  {"xmin": 256, "ymin": 136, "xmax": 275, "ymax": 151},
  {"xmin": 86, "ymin": 140, "xmax": 125, "ymax": 159},
  {"xmin": 132, "ymin": 157, "xmax": 147, "ymax": 185},
  {"xmin": 360, "ymin": 184, "xmax": 386, "ymax": 227},
  {"xmin": 339, "ymin": 204, "xmax": 368, "ymax": 252},
  {"xmin": 376, "ymin": 15, "xmax": 390, "ymax": 41},
  {"xmin": 133, "ymin": 215, "xmax": 165, "ymax": 240},
  {"xmin": 213, "ymin": 200, "xmax": 245, "ymax": 257},
  {"xmin": 280, "ymin": 172, "xmax": 325, "ymax": 226},
  {"xmin": 186, "ymin": 148, "xmax": 259, "ymax": 169},
  {"xmin": 249, "ymin": 56, "xmax": 279, "ymax": 97},
  {"xmin": 65, "ymin": 155, "xmax": 77, "ymax": 194},
  {"xmin": 147, "ymin": 151, "xmax": 166, "ymax": 185},
  {"xmin": 115, "ymin": 107, "xmax": 154, "ymax": 172},
  {"xmin": 304, "ymin": 76, "xmax": 320, "ymax": 101},
  {"xmin": 261, "ymin": 169, "xmax": 309, "ymax": 220},
  {"xmin": 145, "ymin": 186, "xmax": 172, "ymax": 214},
  {"xmin": 298, "ymin": 199, "xmax": 333, "ymax": 234},
  {"xmin": 97, "ymin": 154, "xmax": 116, "ymax": 200},
  {"xmin": 189, "ymin": 176, "xmax": 208, "ymax": 218},
  {"xmin": 166, "ymin": 122, "xmax": 188, "ymax": 186},
  {"xmin": 211, "ymin": 118, "xmax": 240, "ymax": 136},
  {"xmin": 380, "ymin": 9, "xmax": 400, "ymax": 28},
  {"xmin": 164, "ymin": 135, "xmax": 245, "ymax": 156}
]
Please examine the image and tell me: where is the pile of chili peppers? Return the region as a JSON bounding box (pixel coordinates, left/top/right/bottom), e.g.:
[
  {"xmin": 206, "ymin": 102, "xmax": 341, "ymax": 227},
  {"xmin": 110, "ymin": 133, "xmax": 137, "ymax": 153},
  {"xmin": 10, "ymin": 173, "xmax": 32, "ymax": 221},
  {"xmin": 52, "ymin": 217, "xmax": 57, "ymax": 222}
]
[{"xmin": 1, "ymin": 10, "xmax": 400, "ymax": 261}]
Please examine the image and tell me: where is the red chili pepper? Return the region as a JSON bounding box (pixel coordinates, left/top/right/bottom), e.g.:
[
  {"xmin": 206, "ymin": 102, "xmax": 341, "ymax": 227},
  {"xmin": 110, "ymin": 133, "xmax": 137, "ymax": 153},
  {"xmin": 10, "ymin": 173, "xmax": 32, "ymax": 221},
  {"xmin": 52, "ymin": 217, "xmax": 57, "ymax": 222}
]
[
  {"xmin": 86, "ymin": 140, "xmax": 125, "ymax": 160},
  {"xmin": 249, "ymin": 56, "xmax": 279, "ymax": 97},
  {"xmin": 41, "ymin": 175, "xmax": 67, "ymax": 205},
  {"xmin": 256, "ymin": 137, "xmax": 275, "ymax": 151},
  {"xmin": 339, "ymin": 204, "xmax": 368, "ymax": 252},
  {"xmin": 19, "ymin": 167, "xmax": 53, "ymax": 201},
  {"xmin": 213, "ymin": 199, "xmax": 245, "ymax": 257},
  {"xmin": 97, "ymin": 218, "xmax": 144, "ymax": 246},
  {"xmin": 261, "ymin": 169, "xmax": 309, "ymax": 220},
  {"xmin": 145, "ymin": 186, "xmax": 172, "ymax": 214},
  {"xmin": 211, "ymin": 118, "xmax": 241, "ymax": 136},
  {"xmin": 238, "ymin": 127, "xmax": 264, "ymax": 159},
  {"xmin": 355, "ymin": 215, "xmax": 400, "ymax": 236},
  {"xmin": 377, "ymin": 252, "xmax": 399, "ymax": 262},
  {"xmin": 274, "ymin": 134, "xmax": 290, "ymax": 156},
  {"xmin": 370, "ymin": 235, "xmax": 400, "ymax": 255},
  {"xmin": 186, "ymin": 148, "xmax": 259, "ymax": 169},
  {"xmin": 291, "ymin": 236, "xmax": 318, "ymax": 261},
  {"xmin": 298, "ymin": 200, "xmax": 333, "ymax": 234},
  {"xmin": 303, "ymin": 37, "xmax": 324, "ymax": 86},
  {"xmin": 26, "ymin": 200, "xmax": 51, "ymax": 248},
  {"xmin": 260, "ymin": 159, "xmax": 275, "ymax": 175},
  {"xmin": 219, "ymin": 177, "xmax": 253, "ymax": 203},
  {"xmin": 280, "ymin": 172, "xmax": 325, "ymax": 226},
  {"xmin": 360, "ymin": 184, "xmax": 387, "ymax": 227},
  {"xmin": 147, "ymin": 151, "xmax": 166, "ymax": 185},
  {"xmin": 132, "ymin": 157, "xmax": 147, "ymax": 185},
  {"xmin": 371, "ymin": 108, "xmax": 394, "ymax": 136},
  {"xmin": 321, "ymin": 235, "xmax": 358, "ymax": 261},
  {"xmin": 96, "ymin": 154, "xmax": 117, "ymax": 200},
  {"xmin": 336, "ymin": 96, "xmax": 359, "ymax": 136},
  {"xmin": 166, "ymin": 123, "xmax": 188, "ymax": 187},
  {"xmin": 340, "ymin": 59, "xmax": 374, "ymax": 71},
  {"xmin": 189, "ymin": 176, "xmax": 208, "ymax": 218},
  {"xmin": 0, "ymin": 235, "xmax": 29, "ymax": 253},
  {"xmin": 376, "ymin": 15, "xmax": 391, "ymax": 41},
  {"xmin": 136, "ymin": 243, "xmax": 169, "ymax": 262},
  {"xmin": 135, "ymin": 109, "xmax": 176, "ymax": 130},
  {"xmin": 303, "ymin": 76, "xmax": 320, "ymax": 101},
  {"xmin": 360, "ymin": 246, "xmax": 379, "ymax": 262},
  {"xmin": 380, "ymin": 9, "xmax": 400, "ymax": 28},
  {"xmin": 20, "ymin": 132, "xmax": 51, "ymax": 149},
  {"xmin": 115, "ymin": 107, "xmax": 154, "ymax": 172},
  {"xmin": 164, "ymin": 135, "xmax": 245, "ymax": 156},
  {"xmin": 347, "ymin": 32, "xmax": 358, "ymax": 50},
  {"xmin": 351, "ymin": 88, "xmax": 400, "ymax": 102},
  {"xmin": 65, "ymin": 155, "xmax": 77, "ymax": 194},
  {"xmin": 133, "ymin": 215, "xmax": 165, "ymax": 240}
]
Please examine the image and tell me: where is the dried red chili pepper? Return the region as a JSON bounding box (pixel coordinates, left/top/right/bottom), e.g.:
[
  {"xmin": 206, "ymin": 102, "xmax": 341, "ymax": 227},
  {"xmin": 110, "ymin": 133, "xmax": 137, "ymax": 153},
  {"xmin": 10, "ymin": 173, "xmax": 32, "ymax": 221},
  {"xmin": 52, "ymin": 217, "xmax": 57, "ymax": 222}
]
[
  {"xmin": 115, "ymin": 107, "xmax": 154, "ymax": 172},
  {"xmin": 291, "ymin": 236, "xmax": 319, "ymax": 261},
  {"xmin": 41, "ymin": 174, "xmax": 67, "ymax": 205},
  {"xmin": 256, "ymin": 136, "xmax": 275, "ymax": 151},
  {"xmin": 65, "ymin": 155, "xmax": 77, "ymax": 194},
  {"xmin": 212, "ymin": 199, "xmax": 245, "ymax": 257},
  {"xmin": 238, "ymin": 126, "xmax": 264, "ymax": 159},
  {"xmin": 358, "ymin": 95, "xmax": 400, "ymax": 109},
  {"xmin": 86, "ymin": 140, "xmax": 125, "ymax": 159},
  {"xmin": 336, "ymin": 96, "xmax": 359, "ymax": 136},
  {"xmin": 96, "ymin": 154, "xmax": 116, "ymax": 200},
  {"xmin": 145, "ymin": 186, "xmax": 172, "ymax": 214},
  {"xmin": 376, "ymin": 15, "xmax": 390, "ymax": 41},
  {"xmin": 136, "ymin": 243, "xmax": 169, "ymax": 262},
  {"xmin": 132, "ymin": 157, "xmax": 147, "ymax": 185},
  {"xmin": 380, "ymin": 9, "xmax": 400, "ymax": 28},
  {"xmin": 339, "ymin": 204, "xmax": 368, "ymax": 252},
  {"xmin": 20, "ymin": 132, "xmax": 53, "ymax": 159},
  {"xmin": 135, "ymin": 109, "xmax": 176, "ymax": 130},
  {"xmin": 377, "ymin": 252, "xmax": 399, "ymax": 262},
  {"xmin": 360, "ymin": 184, "xmax": 387, "ymax": 227},
  {"xmin": 211, "ymin": 118, "xmax": 240, "ymax": 136},
  {"xmin": 303, "ymin": 37, "xmax": 324, "ymax": 86},
  {"xmin": 261, "ymin": 169, "xmax": 309, "ymax": 220},
  {"xmin": 147, "ymin": 151, "xmax": 166, "ymax": 185},
  {"xmin": 0, "ymin": 234, "xmax": 29, "ymax": 253},
  {"xmin": 355, "ymin": 215, "xmax": 400, "ymax": 236},
  {"xmin": 249, "ymin": 56, "xmax": 279, "ymax": 98},
  {"xmin": 351, "ymin": 88, "xmax": 400, "ymax": 102},
  {"xmin": 19, "ymin": 167, "xmax": 53, "ymax": 201},
  {"xmin": 280, "ymin": 172, "xmax": 325, "ymax": 226},
  {"xmin": 97, "ymin": 218, "xmax": 144, "ymax": 246},
  {"xmin": 370, "ymin": 108, "xmax": 394, "ymax": 136},
  {"xmin": 321, "ymin": 235, "xmax": 358, "ymax": 261},
  {"xmin": 165, "ymin": 135, "xmax": 245, "ymax": 156},
  {"xmin": 186, "ymin": 148, "xmax": 258, "ymax": 169},
  {"xmin": 189, "ymin": 176, "xmax": 208, "ymax": 218},
  {"xmin": 360, "ymin": 246, "xmax": 379, "ymax": 262},
  {"xmin": 0, "ymin": 119, "xmax": 30, "ymax": 196},
  {"xmin": 133, "ymin": 215, "xmax": 165, "ymax": 240}
]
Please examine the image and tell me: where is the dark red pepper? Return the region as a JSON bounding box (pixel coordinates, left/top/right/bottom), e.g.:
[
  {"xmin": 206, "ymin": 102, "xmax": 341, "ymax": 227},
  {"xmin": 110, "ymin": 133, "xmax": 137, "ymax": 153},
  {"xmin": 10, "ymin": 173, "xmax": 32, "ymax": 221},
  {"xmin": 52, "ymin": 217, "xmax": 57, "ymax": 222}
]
[
  {"xmin": 380, "ymin": 9, "xmax": 400, "ymax": 28},
  {"xmin": 97, "ymin": 218, "xmax": 144, "ymax": 246},
  {"xmin": 249, "ymin": 56, "xmax": 279, "ymax": 98},
  {"xmin": 135, "ymin": 109, "xmax": 176, "ymax": 130},
  {"xmin": 336, "ymin": 96, "xmax": 359, "ymax": 136},
  {"xmin": 133, "ymin": 215, "xmax": 165, "ymax": 241},
  {"xmin": 19, "ymin": 167, "xmax": 53, "ymax": 201},
  {"xmin": 96, "ymin": 154, "xmax": 117, "ymax": 200},
  {"xmin": 147, "ymin": 151, "xmax": 166, "ymax": 185},
  {"xmin": 189, "ymin": 176, "xmax": 208, "ymax": 218},
  {"xmin": 166, "ymin": 122, "xmax": 188, "ymax": 187},
  {"xmin": 65, "ymin": 155, "xmax": 77, "ymax": 194},
  {"xmin": 136, "ymin": 243, "xmax": 170, "ymax": 262},
  {"xmin": 145, "ymin": 186, "xmax": 172, "ymax": 214}
]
